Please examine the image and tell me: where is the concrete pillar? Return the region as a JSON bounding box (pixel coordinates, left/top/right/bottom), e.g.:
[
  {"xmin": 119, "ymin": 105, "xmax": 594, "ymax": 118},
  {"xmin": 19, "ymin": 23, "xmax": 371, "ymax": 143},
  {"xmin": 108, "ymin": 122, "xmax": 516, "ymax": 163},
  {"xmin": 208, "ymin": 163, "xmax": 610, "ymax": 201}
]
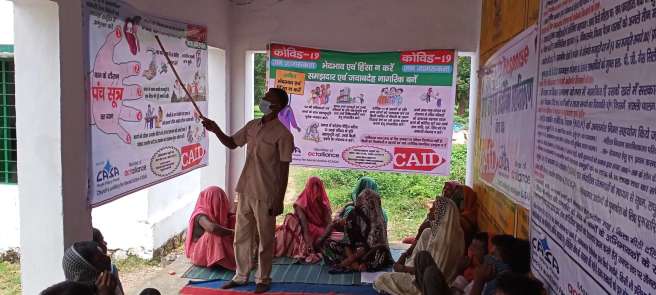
[
  {"xmin": 465, "ymin": 51, "xmax": 480, "ymax": 187},
  {"xmin": 201, "ymin": 47, "xmax": 230, "ymax": 192},
  {"xmin": 15, "ymin": 0, "xmax": 92, "ymax": 293}
]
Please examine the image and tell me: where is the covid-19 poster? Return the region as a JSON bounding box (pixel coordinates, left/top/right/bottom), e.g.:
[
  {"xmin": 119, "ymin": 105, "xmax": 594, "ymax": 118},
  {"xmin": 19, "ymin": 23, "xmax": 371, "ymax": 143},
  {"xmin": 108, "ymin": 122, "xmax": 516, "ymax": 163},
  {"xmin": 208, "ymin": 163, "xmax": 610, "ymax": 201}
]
[
  {"xmin": 479, "ymin": 26, "xmax": 538, "ymax": 209},
  {"xmin": 531, "ymin": 0, "xmax": 656, "ymax": 294},
  {"xmin": 267, "ymin": 44, "xmax": 457, "ymax": 175},
  {"xmin": 85, "ymin": 0, "xmax": 209, "ymax": 206}
]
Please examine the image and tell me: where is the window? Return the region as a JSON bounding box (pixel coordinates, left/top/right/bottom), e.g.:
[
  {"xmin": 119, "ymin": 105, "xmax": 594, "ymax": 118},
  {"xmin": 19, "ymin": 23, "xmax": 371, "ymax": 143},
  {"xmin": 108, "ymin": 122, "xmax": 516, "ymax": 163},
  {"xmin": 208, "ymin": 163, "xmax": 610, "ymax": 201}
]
[{"xmin": 0, "ymin": 57, "xmax": 17, "ymax": 184}]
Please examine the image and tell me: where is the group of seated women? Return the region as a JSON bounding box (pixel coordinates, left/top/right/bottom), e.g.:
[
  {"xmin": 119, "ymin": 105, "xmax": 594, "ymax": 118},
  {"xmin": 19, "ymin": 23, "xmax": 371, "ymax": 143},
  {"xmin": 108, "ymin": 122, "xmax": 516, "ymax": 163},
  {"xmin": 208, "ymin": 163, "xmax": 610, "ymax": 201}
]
[
  {"xmin": 183, "ymin": 177, "xmax": 543, "ymax": 295},
  {"xmin": 184, "ymin": 176, "xmax": 394, "ymax": 273}
]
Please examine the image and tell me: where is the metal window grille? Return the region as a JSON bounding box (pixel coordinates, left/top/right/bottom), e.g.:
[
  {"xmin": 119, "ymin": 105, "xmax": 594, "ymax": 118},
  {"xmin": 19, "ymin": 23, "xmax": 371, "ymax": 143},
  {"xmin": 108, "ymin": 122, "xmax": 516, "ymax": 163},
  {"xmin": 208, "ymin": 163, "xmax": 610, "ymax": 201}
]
[{"xmin": 0, "ymin": 58, "xmax": 17, "ymax": 184}]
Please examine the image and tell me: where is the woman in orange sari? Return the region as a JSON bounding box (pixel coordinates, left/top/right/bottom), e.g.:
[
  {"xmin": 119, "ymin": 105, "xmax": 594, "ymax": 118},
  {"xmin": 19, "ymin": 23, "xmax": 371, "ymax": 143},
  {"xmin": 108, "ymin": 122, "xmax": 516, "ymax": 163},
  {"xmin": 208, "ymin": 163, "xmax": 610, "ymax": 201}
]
[
  {"xmin": 185, "ymin": 186, "xmax": 236, "ymax": 270},
  {"xmin": 275, "ymin": 176, "xmax": 332, "ymax": 263}
]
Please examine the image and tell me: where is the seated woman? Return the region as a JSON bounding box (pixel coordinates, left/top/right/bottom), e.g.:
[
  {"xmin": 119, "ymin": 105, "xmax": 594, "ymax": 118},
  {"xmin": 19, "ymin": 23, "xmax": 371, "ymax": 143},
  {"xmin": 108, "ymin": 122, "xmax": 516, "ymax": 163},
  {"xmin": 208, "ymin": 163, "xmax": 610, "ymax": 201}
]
[
  {"xmin": 445, "ymin": 181, "xmax": 478, "ymax": 248},
  {"xmin": 318, "ymin": 188, "xmax": 393, "ymax": 273},
  {"xmin": 185, "ymin": 186, "xmax": 236, "ymax": 270},
  {"xmin": 403, "ymin": 181, "xmax": 478, "ymax": 249},
  {"xmin": 413, "ymin": 250, "xmax": 453, "ymax": 295},
  {"xmin": 335, "ymin": 176, "xmax": 388, "ymax": 222},
  {"xmin": 274, "ymin": 176, "xmax": 332, "ymax": 263},
  {"xmin": 374, "ymin": 197, "xmax": 464, "ymax": 295}
]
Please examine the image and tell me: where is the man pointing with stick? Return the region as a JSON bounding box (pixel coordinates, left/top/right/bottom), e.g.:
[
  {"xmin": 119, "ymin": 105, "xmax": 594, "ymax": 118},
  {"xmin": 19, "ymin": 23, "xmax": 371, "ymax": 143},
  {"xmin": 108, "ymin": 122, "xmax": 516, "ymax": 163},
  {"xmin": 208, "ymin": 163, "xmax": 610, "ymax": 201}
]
[
  {"xmin": 202, "ymin": 88, "xmax": 294, "ymax": 293},
  {"xmin": 156, "ymin": 35, "xmax": 292, "ymax": 292}
]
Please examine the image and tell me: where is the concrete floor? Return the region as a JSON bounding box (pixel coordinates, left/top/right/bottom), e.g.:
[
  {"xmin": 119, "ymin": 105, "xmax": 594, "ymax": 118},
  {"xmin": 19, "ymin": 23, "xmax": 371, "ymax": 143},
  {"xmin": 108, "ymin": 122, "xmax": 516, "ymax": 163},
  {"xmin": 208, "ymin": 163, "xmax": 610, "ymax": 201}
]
[{"xmin": 123, "ymin": 255, "xmax": 192, "ymax": 295}]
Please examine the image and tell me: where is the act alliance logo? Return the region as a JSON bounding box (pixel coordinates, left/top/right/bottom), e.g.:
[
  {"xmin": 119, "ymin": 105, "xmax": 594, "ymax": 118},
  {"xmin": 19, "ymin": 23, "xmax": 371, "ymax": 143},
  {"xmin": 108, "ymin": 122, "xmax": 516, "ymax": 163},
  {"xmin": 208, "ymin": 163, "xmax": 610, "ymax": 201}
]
[
  {"xmin": 532, "ymin": 237, "xmax": 560, "ymax": 275},
  {"xmin": 97, "ymin": 161, "xmax": 120, "ymax": 182}
]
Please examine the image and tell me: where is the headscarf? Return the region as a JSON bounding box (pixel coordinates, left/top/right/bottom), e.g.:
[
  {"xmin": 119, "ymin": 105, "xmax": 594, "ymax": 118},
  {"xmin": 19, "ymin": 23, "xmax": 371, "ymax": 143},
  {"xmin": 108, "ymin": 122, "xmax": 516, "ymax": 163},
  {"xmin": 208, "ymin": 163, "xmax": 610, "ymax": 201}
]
[
  {"xmin": 354, "ymin": 188, "xmax": 389, "ymax": 248},
  {"xmin": 444, "ymin": 181, "xmax": 479, "ymax": 247},
  {"xmin": 185, "ymin": 186, "xmax": 235, "ymax": 269},
  {"xmin": 62, "ymin": 243, "xmax": 102, "ymax": 283},
  {"xmin": 408, "ymin": 197, "xmax": 464, "ymax": 282},
  {"xmin": 341, "ymin": 177, "xmax": 388, "ymax": 222},
  {"xmin": 294, "ymin": 176, "xmax": 331, "ymax": 228},
  {"xmin": 443, "ymin": 181, "xmax": 463, "ymax": 208},
  {"xmin": 351, "ymin": 177, "xmax": 379, "ymax": 202}
]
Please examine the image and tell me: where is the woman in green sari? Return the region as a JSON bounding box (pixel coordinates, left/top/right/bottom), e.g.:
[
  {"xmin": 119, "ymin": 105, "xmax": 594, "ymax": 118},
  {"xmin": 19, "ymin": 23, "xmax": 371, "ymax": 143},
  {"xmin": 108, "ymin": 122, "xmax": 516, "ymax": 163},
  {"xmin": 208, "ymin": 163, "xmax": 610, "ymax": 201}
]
[{"xmin": 336, "ymin": 177, "xmax": 388, "ymax": 222}]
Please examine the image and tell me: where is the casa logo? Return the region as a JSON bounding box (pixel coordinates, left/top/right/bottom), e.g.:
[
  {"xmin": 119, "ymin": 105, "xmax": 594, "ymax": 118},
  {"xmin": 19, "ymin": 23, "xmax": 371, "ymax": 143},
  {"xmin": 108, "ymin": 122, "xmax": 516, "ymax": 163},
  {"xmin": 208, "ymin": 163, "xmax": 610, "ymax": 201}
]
[
  {"xmin": 181, "ymin": 143, "xmax": 206, "ymax": 170},
  {"xmin": 97, "ymin": 161, "xmax": 120, "ymax": 182},
  {"xmin": 293, "ymin": 147, "xmax": 302, "ymax": 154},
  {"xmin": 393, "ymin": 147, "xmax": 446, "ymax": 171},
  {"xmin": 532, "ymin": 237, "xmax": 560, "ymax": 275}
]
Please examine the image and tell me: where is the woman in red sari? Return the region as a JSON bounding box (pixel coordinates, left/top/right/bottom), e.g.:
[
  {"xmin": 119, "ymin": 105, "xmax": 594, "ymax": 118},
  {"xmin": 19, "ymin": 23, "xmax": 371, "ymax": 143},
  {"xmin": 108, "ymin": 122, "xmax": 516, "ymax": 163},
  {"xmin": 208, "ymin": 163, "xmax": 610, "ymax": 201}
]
[
  {"xmin": 185, "ymin": 186, "xmax": 236, "ymax": 270},
  {"xmin": 275, "ymin": 176, "xmax": 332, "ymax": 263}
]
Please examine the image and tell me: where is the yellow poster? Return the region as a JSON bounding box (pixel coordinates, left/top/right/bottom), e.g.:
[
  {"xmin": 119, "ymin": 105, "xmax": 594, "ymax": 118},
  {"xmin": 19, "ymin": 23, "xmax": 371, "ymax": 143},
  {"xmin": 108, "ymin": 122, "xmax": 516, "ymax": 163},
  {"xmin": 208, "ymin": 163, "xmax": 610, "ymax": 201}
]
[{"xmin": 275, "ymin": 70, "xmax": 305, "ymax": 95}]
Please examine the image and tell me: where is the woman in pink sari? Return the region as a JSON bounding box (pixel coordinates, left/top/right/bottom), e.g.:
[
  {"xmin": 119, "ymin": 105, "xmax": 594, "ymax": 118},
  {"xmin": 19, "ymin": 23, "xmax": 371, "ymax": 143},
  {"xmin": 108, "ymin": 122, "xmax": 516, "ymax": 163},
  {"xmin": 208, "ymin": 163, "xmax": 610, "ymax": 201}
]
[
  {"xmin": 185, "ymin": 186, "xmax": 236, "ymax": 270},
  {"xmin": 275, "ymin": 177, "xmax": 332, "ymax": 263}
]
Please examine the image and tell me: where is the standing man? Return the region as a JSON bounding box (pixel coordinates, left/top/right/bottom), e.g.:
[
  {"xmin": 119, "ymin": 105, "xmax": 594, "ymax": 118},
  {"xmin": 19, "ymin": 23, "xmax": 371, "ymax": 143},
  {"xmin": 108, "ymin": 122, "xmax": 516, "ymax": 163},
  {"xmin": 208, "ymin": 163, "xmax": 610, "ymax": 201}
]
[{"xmin": 202, "ymin": 88, "xmax": 294, "ymax": 293}]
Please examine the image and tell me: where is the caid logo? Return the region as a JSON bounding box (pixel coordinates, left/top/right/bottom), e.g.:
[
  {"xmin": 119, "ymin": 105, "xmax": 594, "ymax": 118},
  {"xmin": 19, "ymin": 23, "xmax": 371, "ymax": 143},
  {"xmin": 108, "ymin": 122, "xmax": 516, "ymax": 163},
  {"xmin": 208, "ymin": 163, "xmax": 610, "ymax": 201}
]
[
  {"xmin": 532, "ymin": 237, "xmax": 560, "ymax": 274},
  {"xmin": 393, "ymin": 147, "xmax": 446, "ymax": 171},
  {"xmin": 181, "ymin": 143, "xmax": 206, "ymax": 170},
  {"xmin": 97, "ymin": 161, "xmax": 120, "ymax": 182},
  {"xmin": 293, "ymin": 146, "xmax": 302, "ymax": 154}
]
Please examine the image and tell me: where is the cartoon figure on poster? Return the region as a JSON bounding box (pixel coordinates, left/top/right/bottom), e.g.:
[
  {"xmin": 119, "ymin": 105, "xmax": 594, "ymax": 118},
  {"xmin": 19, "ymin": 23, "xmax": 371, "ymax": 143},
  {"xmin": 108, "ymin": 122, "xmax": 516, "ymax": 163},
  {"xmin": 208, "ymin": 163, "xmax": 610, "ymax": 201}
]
[
  {"xmin": 335, "ymin": 87, "xmax": 365, "ymax": 104},
  {"xmin": 419, "ymin": 87, "xmax": 440, "ymax": 106},
  {"xmin": 184, "ymin": 72, "xmax": 206, "ymax": 102},
  {"xmin": 145, "ymin": 104, "xmax": 155, "ymax": 129},
  {"xmin": 155, "ymin": 106, "xmax": 163, "ymax": 128},
  {"xmin": 90, "ymin": 25, "xmax": 144, "ymax": 144},
  {"xmin": 124, "ymin": 16, "xmax": 141, "ymax": 55},
  {"xmin": 377, "ymin": 87, "xmax": 404, "ymax": 106},
  {"xmin": 303, "ymin": 122, "xmax": 321, "ymax": 142},
  {"xmin": 143, "ymin": 49, "xmax": 157, "ymax": 80},
  {"xmin": 308, "ymin": 84, "xmax": 331, "ymax": 105}
]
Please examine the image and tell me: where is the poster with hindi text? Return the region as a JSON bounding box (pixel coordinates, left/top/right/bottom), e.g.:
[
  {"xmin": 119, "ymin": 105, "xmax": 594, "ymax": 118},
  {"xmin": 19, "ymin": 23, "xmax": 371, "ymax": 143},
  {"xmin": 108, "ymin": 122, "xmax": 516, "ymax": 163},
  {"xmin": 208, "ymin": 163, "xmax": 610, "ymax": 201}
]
[
  {"xmin": 479, "ymin": 26, "xmax": 538, "ymax": 209},
  {"xmin": 531, "ymin": 0, "xmax": 656, "ymax": 294},
  {"xmin": 85, "ymin": 0, "xmax": 209, "ymax": 206},
  {"xmin": 268, "ymin": 44, "xmax": 457, "ymax": 175}
]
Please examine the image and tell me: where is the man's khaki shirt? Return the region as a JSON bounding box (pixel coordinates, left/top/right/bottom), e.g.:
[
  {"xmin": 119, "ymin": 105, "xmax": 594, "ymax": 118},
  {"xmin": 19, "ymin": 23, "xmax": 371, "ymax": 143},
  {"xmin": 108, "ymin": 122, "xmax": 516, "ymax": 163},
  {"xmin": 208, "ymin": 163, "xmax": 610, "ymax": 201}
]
[{"xmin": 234, "ymin": 118, "xmax": 294, "ymax": 202}]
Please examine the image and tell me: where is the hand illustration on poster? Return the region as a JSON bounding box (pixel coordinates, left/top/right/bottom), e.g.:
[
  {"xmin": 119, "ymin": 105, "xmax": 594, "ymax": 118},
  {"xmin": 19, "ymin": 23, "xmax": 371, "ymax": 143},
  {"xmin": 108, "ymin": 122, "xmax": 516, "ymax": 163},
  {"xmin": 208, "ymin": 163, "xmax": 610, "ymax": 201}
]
[{"xmin": 90, "ymin": 26, "xmax": 143, "ymax": 144}]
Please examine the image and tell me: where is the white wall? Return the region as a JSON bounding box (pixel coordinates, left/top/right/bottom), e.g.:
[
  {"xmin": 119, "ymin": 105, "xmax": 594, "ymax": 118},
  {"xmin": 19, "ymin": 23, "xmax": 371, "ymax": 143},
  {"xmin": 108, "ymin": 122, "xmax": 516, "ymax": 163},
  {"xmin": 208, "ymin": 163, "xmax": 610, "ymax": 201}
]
[
  {"xmin": 0, "ymin": 185, "xmax": 19, "ymax": 252},
  {"xmin": 13, "ymin": 0, "xmax": 232, "ymax": 292},
  {"xmin": 0, "ymin": 1, "xmax": 13, "ymax": 44},
  {"xmin": 15, "ymin": 1, "xmax": 83, "ymax": 293},
  {"xmin": 227, "ymin": 0, "xmax": 483, "ymax": 193}
]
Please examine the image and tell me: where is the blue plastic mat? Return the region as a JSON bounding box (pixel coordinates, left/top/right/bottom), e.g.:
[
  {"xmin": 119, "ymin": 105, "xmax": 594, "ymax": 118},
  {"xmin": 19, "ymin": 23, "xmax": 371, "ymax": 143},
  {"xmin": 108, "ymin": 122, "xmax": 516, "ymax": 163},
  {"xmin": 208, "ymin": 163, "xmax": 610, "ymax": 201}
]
[
  {"xmin": 182, "ymin": 279, "xmax": 380, "ymax": 295},
  {"xmin": 182, "ymin": 248, "xmax": 404, "ymax": 285}
]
